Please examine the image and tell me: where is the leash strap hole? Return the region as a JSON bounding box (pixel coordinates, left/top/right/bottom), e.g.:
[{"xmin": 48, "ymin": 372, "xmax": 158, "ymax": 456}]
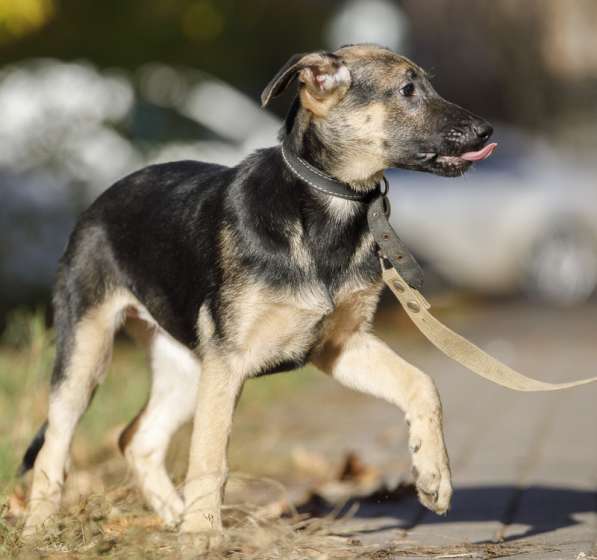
[
  {"xmin": 406, "ymin": 301, "xmax": 420, "ymax": 313},
  {"xmin": 393, "ymin": 281, "xmax": 405, "ymax": 293}
]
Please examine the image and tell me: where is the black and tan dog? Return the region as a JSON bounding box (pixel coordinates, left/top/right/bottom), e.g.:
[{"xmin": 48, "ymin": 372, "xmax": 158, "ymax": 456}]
[{"xmin": 20, "ymin": 44, "xmax": 495, "ymax": 540}]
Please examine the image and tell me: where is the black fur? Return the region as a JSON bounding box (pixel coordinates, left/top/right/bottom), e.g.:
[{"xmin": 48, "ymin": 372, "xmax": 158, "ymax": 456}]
[
  {"xmin": 36, "ymin": 147, "xmax": 378, "ymax": 369},
  {"xmin": 17, "ymin": 421, "xmax": 47, "ymax": 476},
  {"xmin": 59, "ymin": 149, "xmax": 377, "ymax": 352}
]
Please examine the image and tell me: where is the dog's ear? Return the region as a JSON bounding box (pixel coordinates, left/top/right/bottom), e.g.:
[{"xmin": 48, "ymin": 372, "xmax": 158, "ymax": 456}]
[
  {"xmin": 261, "ymin": 52, "xmax": 308, "ymax": 107},
  {"xmin": 261, "ymin": 52, "xmax": 351, "ymax": 116}
]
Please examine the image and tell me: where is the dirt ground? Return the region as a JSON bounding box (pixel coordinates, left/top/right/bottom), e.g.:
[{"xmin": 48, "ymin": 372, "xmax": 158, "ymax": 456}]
[{"xmin": 1, "ymin": 296, "xmax": 596, "ymax": 559}]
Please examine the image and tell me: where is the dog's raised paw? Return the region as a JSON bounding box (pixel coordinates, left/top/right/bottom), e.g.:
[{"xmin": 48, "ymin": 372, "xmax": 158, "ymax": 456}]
[{"xmin": 412, "ymin": 450, "xmax": 452, "ymax": 515}]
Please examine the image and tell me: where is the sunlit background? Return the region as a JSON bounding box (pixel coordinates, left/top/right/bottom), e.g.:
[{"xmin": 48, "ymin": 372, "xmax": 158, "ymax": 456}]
[
  {"xmin": 1, "ymin": 2, "xmax": 597, "ymax": 556},
  {"xmin": 1, "ymin": 0, "xmax": 597, "ymax": 315}
]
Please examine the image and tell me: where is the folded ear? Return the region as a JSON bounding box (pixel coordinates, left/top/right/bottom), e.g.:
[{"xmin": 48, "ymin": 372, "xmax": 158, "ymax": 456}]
[
  {"xmin": 261, "ymin": 51, "xmax": 351, "ymax": 116},
  {"xmin": 261, "ymin": 52, "xmax": 308, "ymax": 107}
]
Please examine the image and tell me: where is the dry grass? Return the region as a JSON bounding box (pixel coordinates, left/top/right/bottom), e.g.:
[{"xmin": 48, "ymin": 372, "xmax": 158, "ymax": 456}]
[{"xmin": 2, "ymin": 484, "xmax": 375, "ymax": 559}]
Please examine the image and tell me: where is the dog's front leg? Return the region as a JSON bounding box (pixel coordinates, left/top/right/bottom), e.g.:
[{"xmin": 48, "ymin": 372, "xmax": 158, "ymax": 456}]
[
  {"xmin": 181, "ymin": 350, "xmax": 243, "ymax": 539},
  {"xmin": 314, "ymin": 331, "xmax": 452, "ymax": 514}
]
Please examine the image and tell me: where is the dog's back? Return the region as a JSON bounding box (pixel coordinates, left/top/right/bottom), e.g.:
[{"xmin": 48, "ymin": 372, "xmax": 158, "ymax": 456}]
[{"xmin": 58, "ymin": 160, "xmax": 232, "ymax": 347}]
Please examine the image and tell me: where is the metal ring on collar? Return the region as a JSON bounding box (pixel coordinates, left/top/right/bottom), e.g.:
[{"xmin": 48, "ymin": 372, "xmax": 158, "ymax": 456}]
[{"xmin": 380, "ymin": 175, "xmax": 389, "ymax": 196}]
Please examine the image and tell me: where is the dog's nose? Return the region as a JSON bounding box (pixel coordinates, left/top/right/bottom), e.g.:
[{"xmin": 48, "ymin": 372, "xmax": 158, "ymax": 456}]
[{"xmin": 473, "ymin": 121, "xmax": 493, "ymax": 141}]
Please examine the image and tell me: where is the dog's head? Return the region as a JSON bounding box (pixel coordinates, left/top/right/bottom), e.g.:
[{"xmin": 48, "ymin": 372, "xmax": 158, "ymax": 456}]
[{"xmin": 262, "ymin": 44, "xmax": 496, "ymax": 182}]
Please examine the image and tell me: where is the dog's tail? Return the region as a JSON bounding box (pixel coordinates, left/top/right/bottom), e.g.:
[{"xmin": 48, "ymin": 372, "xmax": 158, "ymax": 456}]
[{"xmin": 17, "ymin": 421, "xmax": 48, "ymax": 477}]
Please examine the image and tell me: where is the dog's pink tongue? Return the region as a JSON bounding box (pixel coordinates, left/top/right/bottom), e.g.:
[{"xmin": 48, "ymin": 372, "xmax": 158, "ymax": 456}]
[{"xmin": 460, "ymin": 142, "xmax": 497, "ymax": 161}]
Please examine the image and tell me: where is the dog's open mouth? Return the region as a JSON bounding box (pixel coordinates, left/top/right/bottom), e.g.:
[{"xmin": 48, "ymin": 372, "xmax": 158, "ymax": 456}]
[{"xmin": 418, "ymin": 142, "xmax": 498, "ymax": 176}]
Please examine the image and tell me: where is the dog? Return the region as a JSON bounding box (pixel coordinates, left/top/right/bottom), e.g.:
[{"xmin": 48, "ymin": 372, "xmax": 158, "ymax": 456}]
[{"xmin": 20, "ymin": 43, "xmax": 494, "ymax": 542}]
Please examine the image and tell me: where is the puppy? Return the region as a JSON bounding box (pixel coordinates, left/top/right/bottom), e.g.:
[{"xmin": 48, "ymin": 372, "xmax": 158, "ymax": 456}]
[{"xmin": 21, "ymin": 44, "xmax": 494, "ymax": 540}]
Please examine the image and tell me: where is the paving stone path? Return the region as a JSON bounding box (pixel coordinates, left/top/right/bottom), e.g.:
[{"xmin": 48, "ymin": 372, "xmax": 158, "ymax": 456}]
[{"xmin": 323, "ymin": 300, "xmax": 597, "ymax": 559}]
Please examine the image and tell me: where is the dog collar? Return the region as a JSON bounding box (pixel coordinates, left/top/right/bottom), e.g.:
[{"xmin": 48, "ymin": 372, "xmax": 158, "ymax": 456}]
[
  {"xmin": 280, "ymin": 142, "xmax": 374, "ymax": 202},
  {"xmin": 280, "ymin": 142, "xmax": 424, "ymax": 290}
]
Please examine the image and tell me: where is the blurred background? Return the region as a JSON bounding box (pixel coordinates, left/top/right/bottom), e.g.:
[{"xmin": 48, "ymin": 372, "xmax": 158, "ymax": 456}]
[
  {"xmin": 1, "ymin": 2, "xmax": 597, "ymax": 556},
  {"xmin": 1, "ymin": 0, "xmax": 597, "ymax": 317}
]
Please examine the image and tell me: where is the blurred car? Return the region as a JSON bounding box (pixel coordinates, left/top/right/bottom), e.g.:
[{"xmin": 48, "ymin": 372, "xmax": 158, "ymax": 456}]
[
  {"xmin": 387, "ymin": 131, "xmax": 597, "ymax": 305},
  {"xmin": 0, "ymin": 60, "xmax": 281, "ymax": 311}
]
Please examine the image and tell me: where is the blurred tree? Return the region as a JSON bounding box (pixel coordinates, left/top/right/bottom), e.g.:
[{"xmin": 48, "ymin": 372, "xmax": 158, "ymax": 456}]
[
  {"xmin": 0, "ymin": 0, "xmax": 338, "ymax": 97},
  {"xmin": 0, "ymin": 0, "xmax": 54, "ymax": 45}
]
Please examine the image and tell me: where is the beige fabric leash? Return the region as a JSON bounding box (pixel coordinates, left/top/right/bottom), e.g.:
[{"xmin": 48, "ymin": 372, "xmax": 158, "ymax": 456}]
[{"xmin": 382, "ymin": 262, "xmax": 597, "ymax": 391}]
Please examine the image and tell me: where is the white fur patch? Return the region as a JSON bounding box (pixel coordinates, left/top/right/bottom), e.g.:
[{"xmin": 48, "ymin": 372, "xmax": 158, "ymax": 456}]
[
  {"xmin": 125, "ymin": 330, "xmax": 200, "ymax": 525},
  {"xmin": 324, "ymin": 197, "xmax": 360, "ymax": 223},
  {"xmin": 316, "ymin": 65, "xmax": 351, "ymax": 92}
]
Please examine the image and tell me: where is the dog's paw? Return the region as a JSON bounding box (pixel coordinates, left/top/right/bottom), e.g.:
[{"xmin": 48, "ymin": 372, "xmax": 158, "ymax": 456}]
[
  {"xmin": 179, "ymin": 513, "xmax": 223, "ymax": 557},
  {"xmin": 156, "ymin": 496, "xmax": 184, "ymax": 529},
  {"xmin": 180, "ymin": 509, "xmax": 223, "ymax": 533},
  {"xmin": 178, "ymin": 530, "xmax": 223, "ymax": 557},
  {"xmin": 411, "ymin": 447, "xmax": 452, "ymax": 515},
  {"xmin": 22, "ymin": 502, "xmax": 60, "ymax": 540}
]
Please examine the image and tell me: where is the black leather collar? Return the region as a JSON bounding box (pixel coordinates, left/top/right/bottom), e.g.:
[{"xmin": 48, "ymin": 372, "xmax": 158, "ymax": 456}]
[
  {"xmin": 279, "ymin": 141, "xmax": 424, "ymax": 290},
  {"xmin": 280, "ymin": 142, "xmax": 374, "ymax": 202}
]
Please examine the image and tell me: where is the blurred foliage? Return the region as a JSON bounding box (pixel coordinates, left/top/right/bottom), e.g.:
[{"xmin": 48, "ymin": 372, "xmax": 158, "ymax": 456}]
[
  {"xmin": 0, "ymin": 308, "xmax": 53, "ymax": 484},
  {"xmin": 0, "ymin": 0, "xmax": 54, "ymax": 45},
  {"xmin": 0, "ymin": 0, "xmax": 595, "ymax": 128},
  {"xmin": 0, "ymin": 0, "xmax": 338, "ymax": 98}
]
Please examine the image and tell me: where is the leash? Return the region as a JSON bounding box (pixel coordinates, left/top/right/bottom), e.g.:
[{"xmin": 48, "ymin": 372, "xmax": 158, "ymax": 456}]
[
  {"xmin": 281, "ymin": 143, "xmax": 597, "ymax": 391},
  {"xmin": 382, "ymin": 262, "xmax": 597, "ymax": 391}
]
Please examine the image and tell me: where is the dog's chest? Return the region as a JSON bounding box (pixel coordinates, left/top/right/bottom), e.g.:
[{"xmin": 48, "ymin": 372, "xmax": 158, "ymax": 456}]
[
  {"xmin": 223, "ymin": 273, "xmax": 381, "ymax": 377},
  {"xmin": 220, "ymin": 210, "xmax": 381, "ymax": 374}
]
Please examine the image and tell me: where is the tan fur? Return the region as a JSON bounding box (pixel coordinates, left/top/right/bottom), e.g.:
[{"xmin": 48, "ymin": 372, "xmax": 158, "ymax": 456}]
[
  {"xmin": 217, "ymin": 226, "xmax": 329, "ymax": 376},
  {"xmin": 286, "ymin": 220, "xmax": 313, "ymax": 271},
  {"xmin": 297, "ymin": 57, "xmax": 351, "ymax": 117},
  {"xmin": 25, "ymin": 44, "xmax": 462, "ymax": 539},
  {"xmin": 336, "ymin": 43, "xmax": 425, "ymax": 78},
  {"xmin": 181, "ymin": 351, "xmax": 242, "ymax": 536},
  {"xmin": 312, "ymin": 282, "xmax": 382, "ymax": 372},
  {"xmin": 118, "ymin": 403, "xmax": 146, "ymax": 454},
  {"xmin": 336, "ymin": 43, "xmax": 394, "ymax": 60},
  {"xmin": 316, "ymin": 330, "xmax": 453, "ymax": 514},
  {"xmin": 221, "ymin": 279, "xmax": 330, "ymax": 375},
  {"xmin": 300, "ymin": 87, "xmax": 345, "ymax": 118},
  {"xmin": 25, "ymin": 290, "xmax": 134, "ymax": 534},
  {"xmin": 330, "ymin": 103, "xmax": 388, "ymax": 186}
]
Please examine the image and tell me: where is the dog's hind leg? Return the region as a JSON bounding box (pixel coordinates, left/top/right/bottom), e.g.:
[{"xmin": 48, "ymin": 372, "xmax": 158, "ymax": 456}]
[
  {"xmin": 314, "ymin": 331, "xmax": 453, "ymax": 515},
  {"xmin": 23, "ymin": 292, "xmax": 128, "ymax": 535},
  {"xmin": 119, "ymin": 324, "xmax": 200, "ymax": 526}
]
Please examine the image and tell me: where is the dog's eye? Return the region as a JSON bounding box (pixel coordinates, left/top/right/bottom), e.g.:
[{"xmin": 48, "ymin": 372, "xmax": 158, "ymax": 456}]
[{"xmin": 400, "ymin": 82, "xmax": 415, "ymax": 97}]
